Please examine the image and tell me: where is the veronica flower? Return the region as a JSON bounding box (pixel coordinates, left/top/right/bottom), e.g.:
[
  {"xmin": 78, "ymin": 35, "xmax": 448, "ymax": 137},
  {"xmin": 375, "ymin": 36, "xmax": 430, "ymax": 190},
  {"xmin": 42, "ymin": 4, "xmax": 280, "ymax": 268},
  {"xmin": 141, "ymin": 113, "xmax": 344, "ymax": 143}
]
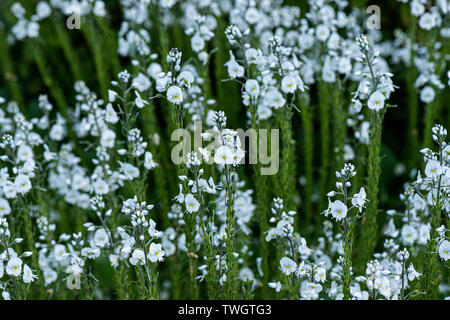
[
  {"xmin": 351, "ymin": 187, "xmax": 367, "ymax": 212},
  {"xmin": 329, "ymin": 200, "xmax": 347, "ymax": 221},
  {"xmin": 134, "ymin": 91, "xmax": 148, "ymax": 109},
  {"xmin": 93, "ymin": 179, "xmax": 110, "ymax": 195},
  {"xmin": 14, "ymin": 174, "xmax": 32, "ymax": 194},
  {"xmin": 244, "ymin": 79, "xmax": 260, "ymax": 98},
  {"xmin": 438, "ymin": 240, "xmax": 450, "ymax": 261},
  {"xmin": 367, "ymin": 91, "xmax": 386, "ymax": 111},
  {"xmin": 214, "ymin": 146, "xmax": 234, "ymax": 165},
  {"xmin": 420, "ymin": 86, "xmax": 435, "ymax": 103},
  {"xmin": 94, "ymin": 229, "xmax": 109, "ymax": 248},
  {"xmin": 407, "ymin": 264, "xmax": 422, "ymax": 281},
  {"xmin": 22, "ymin": 264, "xmax": 37, "ymax": 283},
  {"xmin": 144, "ymin": 151, "xmax": 158, "ymax": 170},
  {"xmin": 279, "ymin": 257, "xmax": 296, "ymax": 276},
  {"xmin": 226, "ymin": 57, "xmax": 245, "ymax": 79},
  {"xmin": 129, "ymin": 249, "xmax": 145, "ymax": 266},
  {"xmin": 105, "ymin": 103, "xmax": 119, "ymax": 124},
  {"xmin": 6, "ymin": 257, "xmax": 22, "ymax": 277},
  {"xmin": 0, "ymin": 199, "xmax": 11, "ymax": 217},
  {"xmin": 268, "ymin": 281, "xmax": 281, "ymax": 292},
  {"xmin": 167, "ymin": 86, "xmax": 183, "ymax": 104},
  {"xmin": 121, "ymin": 163, "xmax": 140, "ymax": 180},
  {"xmin": 3, "ymin": 185, "xmax": 16, "ymax": 199},
  {"xmin": 100, "ymin": 129, "xmax": 116, "ymax": 148},
  {"xmin": 148, "ymin": 243, "xmax": 165, "ymax": 263},
  {"xmin": 184, "ymin": 193, "xmax": 200, "ymax": 213},
  {"xmin": 132, "ymin": 73, "xmax": 151, "ymax": 92},
  {"xmin": 177, "ymin": 71, "xmax": 195, "ymax": 88},
  {"xmin": 281, "ymin": 75, "xmax": 297, "ymax": 94}
]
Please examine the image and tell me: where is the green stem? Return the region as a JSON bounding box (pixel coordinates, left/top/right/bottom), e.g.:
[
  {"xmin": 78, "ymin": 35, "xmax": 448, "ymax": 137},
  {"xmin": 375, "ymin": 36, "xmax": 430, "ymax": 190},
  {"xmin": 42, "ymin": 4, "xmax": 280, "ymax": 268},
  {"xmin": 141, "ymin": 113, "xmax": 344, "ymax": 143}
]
[
  {"xmin": 301, "ymin": 100, "xmax": 314, "ymax": 227},
  {"xmin": 358, "ymin": 110, "xmax": 384, "ymax": 267},
  {"xmin": 318, "ymin": 81, "xmax": 330, "ymax": 213}
]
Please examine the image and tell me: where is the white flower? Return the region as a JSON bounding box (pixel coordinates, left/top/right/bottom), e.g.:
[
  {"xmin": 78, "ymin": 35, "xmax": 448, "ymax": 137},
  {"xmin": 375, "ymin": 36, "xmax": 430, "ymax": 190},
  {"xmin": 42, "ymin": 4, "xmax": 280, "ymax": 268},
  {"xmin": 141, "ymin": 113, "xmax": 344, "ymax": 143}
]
[
  {"xmin": 132, "ymin": 73, "xmax": 150, "ymax": 92},
  {"xmin": 281, "ymin": 76, "xmax": 297, "ymax": 94},
  {"xmin": 268, "ymin": 281, "xmax": 281, "ymax": 292},
  {"xmin": 401, "ymin": 225, "xmax": 417, "ymax": 245},
  {"xmin": 167, "ymin": 86, "xmax": 183, "ymax": 104},
  {"xmin": 94, "ymin": 228, "xmax": 109, "ymax": 248},
  {"xmin": 109, "ymin": 254, "xmax": 119, "ymax": 268},
  {"xmin": 316, "ymin": 24, "xmax": 330, "ymax": 41},
  {"xmin": 191, "ymin": 33, "xmax": 205, "ymax": 52},
  {"xmin": 184, "ymin": 193, "xmax": 200, "ymax": 213},
  {"xmin": 439, "ymin": 240, "xmax": 450, "ymax": 261},
  {"xmin": 420, "ymin": 86, "xmax": 435, "ymax": 103},
  {"xmin": 174, "ymin": 184, "xmax": 184, "ymax": 203},
  {"xmin": 148, "ymin": 219, "xmax": 162, "ymax": 238},
  {"xmin": 43, "ymin": 268, "xmax": 57, "ymax": 286},
  {"xmin": 121, "ymin": 163, "xmax": 140, "ymax": 180},
  {"xmin": 93, "ymin": 179, "xmax": 109, "ymax": 195},
  {"xmin": 22, "ymin": 264, "xmax": 37, "ymax": 283},
  {"xmin": 14, "ymin": 174, "xmax": 32, "ymax": 194},
  {"xmin": 351, "ymin": 187, "xmax": 367, "ymax": 212},
  {"xmin": 330, "ymin": 200, "xmax": 347, "ymax": 221},
  {"xmin": 314, "ymin": 267, "xmax": 327, "ymax": 283},
  {"xmin": 412, "ymin": 193, "xmax": 426, "ymax": 211},
  {"xmin": 368, "ymin": 91, "xmax": 385, "ymax": 111},
  {"xmin": 36, "ymin": 2, "xmax": 52, "ymax": 20},
  {"xmin": 266, "ymin": 89, "xmax": 285, "ymax": 109},
  {"xmin": 245, "ymin": 79, "xmax": 260, "ymax": 97},
  {"xmin": 49, "ymin": 123, "xmax": 66, "ymax": 141},
  {"xmin": 307, "ymin": 282, "xmax": 323, "ymax": 294},
  {"xmin": 418, "ymin": 12, "xmax": 436, "ymax": 30},
  {"xmin": 407, "ymin": 264, "xmax": 421, "ymax": 281},
  {"xmin": 148, "ymin": 243, "xmax": 165, "ymax": 262},
  {"xmin": 411, "ymin": 0, "xmax": 425, "ymax": 16},
  {"xmin": 232, "ymin": 147, "xmax": 245, "ymax": 165},
  {"xmin": 226, "ymin": 59, "xmax": 244, "ymax": 79},
  {"xmin": 177, "ymin": 71, "xmax": 195, "ymax": 88},
  {"xmin": 0, "ymin": 199, "xmax": 11, "ymax": 217},
  {"xmin": 214, "ymin": 145, "xmax": 234, "ymax": 165},
  {"xmin": 105, "ymin": 103, "xmax": 119, "ymax": 124},
  {"xmin": 379, "ymin": 277, "xmax": 391, "ymax": 298},
  {"xmin": 144, "ymin": 151, "xmax": 158, "ymax": 170},
  {"xmin": 6, "ymin": 257, "xmax": 22, "ymax": 277},
  {"xmin": 17, "ymin": 144, "xmax": 33, "ymax": 162},
  {"xmin": 245, "ymin": 7, "xmax": 260, "ymax": 24},
  {"xmin": 279, "ymin": 257, "xmax": 296, "ymax": 275},
  {"xmin": 147, "ymin": 63, "xmax": 162, "ymax": 80},
  {"xmin": 134, "ymin": 91, "xmax": 148, "ymax": 109},
  {"xmin": 27, "ymin": 22, "xmax": 40, "ymax": 38},
  {"xmin": 129, "ymin": 249, "xmax": 145, "ymax": 266},
  {"xmin": 108, "ymin": 90, "xmax": 118, "ymax": 102},
  {"xmin": 54, "ymin": 244, "xmax": 68, "ymax": 262},
  {"xmin": 425, "ymin": 159, "xmax": 443, "ymax": 178},
  {"xmin": 298, "ymin": 237, "xmax": 312, "ymax": 256},
  {"xmin": 100, "ymin": 129, "xmax": 116, "ymax": 148},
  {"xmin": 3, "ymin": 185, "xmax": 17, "ymax": 199}
]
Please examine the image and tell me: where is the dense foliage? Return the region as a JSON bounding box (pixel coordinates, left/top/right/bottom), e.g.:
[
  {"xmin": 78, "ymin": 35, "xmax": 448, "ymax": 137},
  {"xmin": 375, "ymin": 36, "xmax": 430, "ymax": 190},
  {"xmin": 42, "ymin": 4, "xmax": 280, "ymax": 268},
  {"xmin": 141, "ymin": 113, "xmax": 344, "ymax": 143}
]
[{"xmin": 0, "ymin": 0, "xmax": 449, "ymax": 300}]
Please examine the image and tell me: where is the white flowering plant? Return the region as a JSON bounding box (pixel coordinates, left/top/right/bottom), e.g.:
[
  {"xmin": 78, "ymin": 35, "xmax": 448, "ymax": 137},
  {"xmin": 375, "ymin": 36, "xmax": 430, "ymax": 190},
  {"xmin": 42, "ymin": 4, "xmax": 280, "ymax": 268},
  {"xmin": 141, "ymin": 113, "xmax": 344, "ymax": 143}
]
[{"xmin": 0, "ymin": 0, "xmax": 448, "ymax": 300}]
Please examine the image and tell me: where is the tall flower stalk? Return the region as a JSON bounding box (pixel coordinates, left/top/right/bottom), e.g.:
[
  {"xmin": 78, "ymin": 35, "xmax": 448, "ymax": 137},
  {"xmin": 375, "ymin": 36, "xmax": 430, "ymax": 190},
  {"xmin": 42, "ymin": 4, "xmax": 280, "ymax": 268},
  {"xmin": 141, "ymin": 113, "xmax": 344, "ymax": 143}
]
[
  {"xmin": 420, "ymin": 125, "xmax": 447, "ymax": 298},
  {"xmin": 355, "ymin": 34, "xmax": 395, "ymax": 267},
  {"xmin": 323, "ymin": 163, "xmax": 366, "ymax": 299}
]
